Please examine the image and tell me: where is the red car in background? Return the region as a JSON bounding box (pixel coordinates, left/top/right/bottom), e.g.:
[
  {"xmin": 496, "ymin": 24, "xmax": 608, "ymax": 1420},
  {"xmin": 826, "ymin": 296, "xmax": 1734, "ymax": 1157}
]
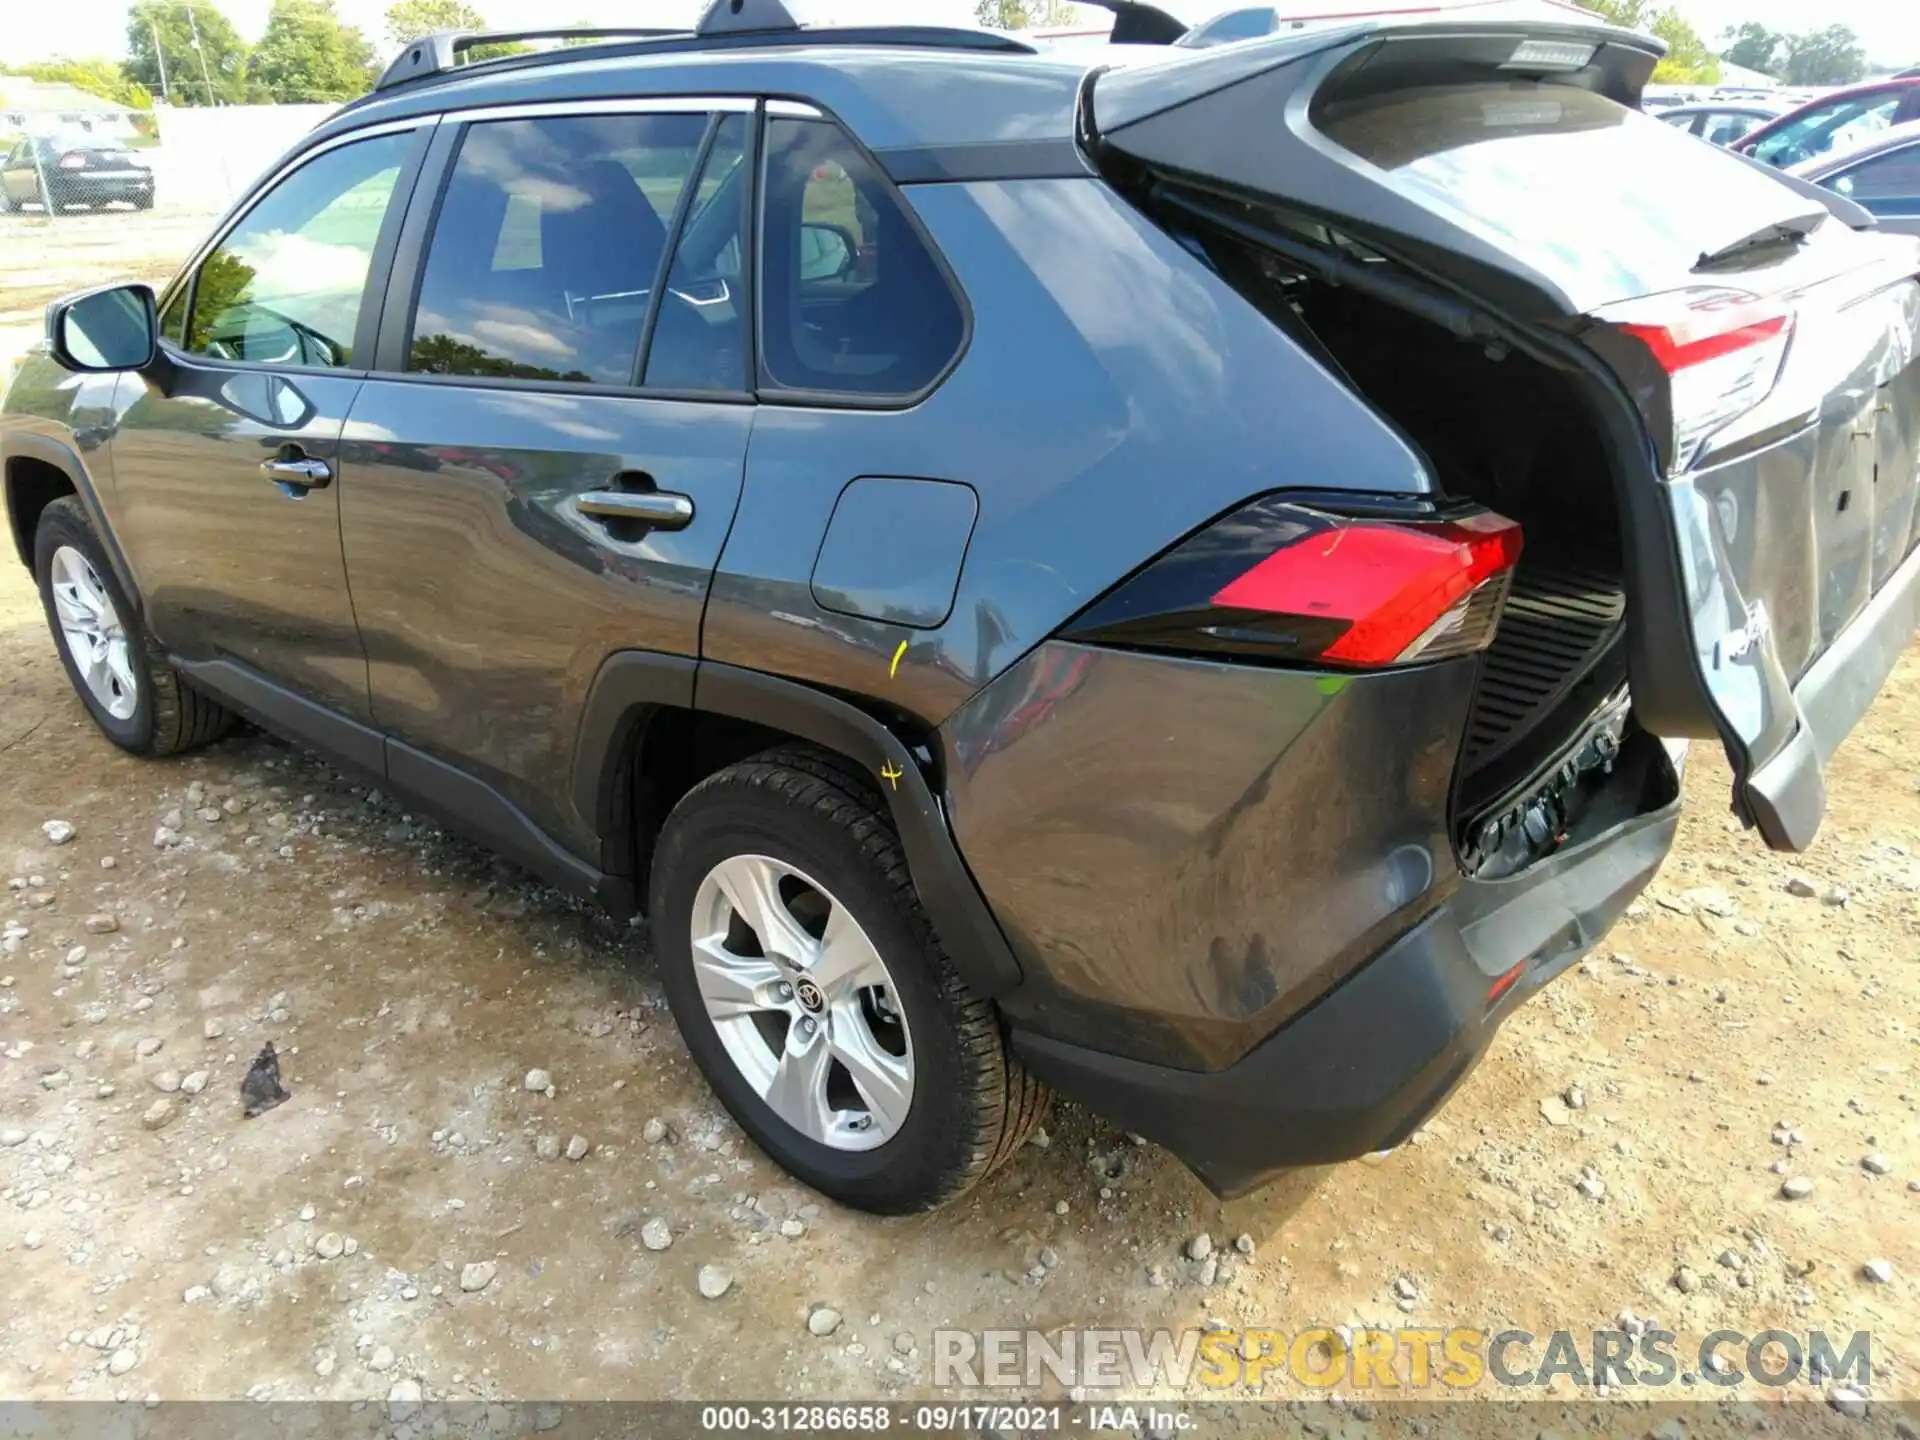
[{"xmin": 1735, "ymin": 76, "xmax": 1920, "ymax": 168}]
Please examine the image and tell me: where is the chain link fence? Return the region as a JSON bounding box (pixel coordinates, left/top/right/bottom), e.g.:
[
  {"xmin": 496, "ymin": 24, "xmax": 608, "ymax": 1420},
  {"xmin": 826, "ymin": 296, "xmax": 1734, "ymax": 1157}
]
[{"xmin": 0, "ymin": 104, "xmax": 339, "ymax": 381}]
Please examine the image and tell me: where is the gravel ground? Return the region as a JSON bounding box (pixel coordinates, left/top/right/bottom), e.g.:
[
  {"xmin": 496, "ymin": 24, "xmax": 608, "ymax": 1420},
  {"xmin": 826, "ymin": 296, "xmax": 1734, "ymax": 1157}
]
[
  {"xmin": 3, "ymin": 473, "xmax": 1920, "ymax": 1426},
  {"xmin": 5, "ymin": 547, "xmax": 1920, "ymax": 1422}
]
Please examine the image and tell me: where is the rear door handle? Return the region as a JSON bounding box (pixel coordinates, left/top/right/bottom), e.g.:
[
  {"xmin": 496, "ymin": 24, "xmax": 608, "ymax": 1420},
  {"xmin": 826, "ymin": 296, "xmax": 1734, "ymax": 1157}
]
[
  {"xmin": 261, "ymin": 455, "xmax": 332, "ymax": 489},
  {"xmin": 576, "ymin": 490, "xmax": 695, "ymax": 532}
]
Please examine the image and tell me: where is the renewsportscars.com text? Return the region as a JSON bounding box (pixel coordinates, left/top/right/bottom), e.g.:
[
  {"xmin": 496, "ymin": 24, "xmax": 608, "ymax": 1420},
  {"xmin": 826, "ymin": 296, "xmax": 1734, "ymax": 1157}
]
[{"xmin": 932, "ymin": 1326, "xmax": 1872, "ymax": 1392}]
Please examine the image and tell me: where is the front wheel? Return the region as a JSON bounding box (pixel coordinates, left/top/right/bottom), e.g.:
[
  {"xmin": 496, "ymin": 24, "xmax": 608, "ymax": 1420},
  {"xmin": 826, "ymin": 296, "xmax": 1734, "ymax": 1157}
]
[
  {"xmin": 649, "ymin": 747, "xmax": 1048, "ymax": 1213},
  {"xmin": 34, "ymin": 496, "xmax": 233, "ymax": 756}
]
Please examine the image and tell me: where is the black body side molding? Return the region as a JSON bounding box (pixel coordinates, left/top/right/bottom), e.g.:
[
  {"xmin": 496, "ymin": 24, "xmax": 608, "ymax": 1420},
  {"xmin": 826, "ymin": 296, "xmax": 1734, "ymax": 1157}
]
[
  {"xmin": 2, "ymin": 431, "xmax": 141, "ymax": 606},
  {"xmin": 179, "ymin": 659, "xmax": 629, "ymax": 913},
  {"xmin": 691, "ymin": 661, "xmax": 1025, "ymax": 998}
]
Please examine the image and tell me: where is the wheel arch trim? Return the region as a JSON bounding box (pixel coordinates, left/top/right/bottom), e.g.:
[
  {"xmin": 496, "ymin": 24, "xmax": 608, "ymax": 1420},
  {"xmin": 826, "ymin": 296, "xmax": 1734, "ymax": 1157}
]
[
  {"xmin": 2, "ymin": 431, "xmax": 140, "ymax": 609},
  {"xmin": 571, "ymin": 651, "xmax": 1024, "ymax": 998}
]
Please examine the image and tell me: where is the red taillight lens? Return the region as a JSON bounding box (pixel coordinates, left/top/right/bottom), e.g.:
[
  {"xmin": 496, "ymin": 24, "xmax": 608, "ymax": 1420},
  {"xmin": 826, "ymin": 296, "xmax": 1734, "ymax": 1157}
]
[
  {"xmin": 1065, "ymin": 497, "xmax": 1523, "ymax": 670},
  {"xmin": 56, "ymin": 151, "xmax": 89, "ymax": 171},
  {"xmin": 1593, "ymin": 287, "xmax": 1794, "ymax": 473}
]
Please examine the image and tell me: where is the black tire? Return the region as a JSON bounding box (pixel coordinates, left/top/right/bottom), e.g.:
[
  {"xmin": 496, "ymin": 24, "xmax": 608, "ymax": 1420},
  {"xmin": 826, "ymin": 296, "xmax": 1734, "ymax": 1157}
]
[
  {"xmin": 133, "ymin": 191, "xmax": 154, "ymax": 211},
  {"xmin": 34, "ymin": 496, "xmax": 233, "ymax": 757},
  {"xmin": 649, "ymin": 746, "xmax": 1048, "ymax": 1213}
]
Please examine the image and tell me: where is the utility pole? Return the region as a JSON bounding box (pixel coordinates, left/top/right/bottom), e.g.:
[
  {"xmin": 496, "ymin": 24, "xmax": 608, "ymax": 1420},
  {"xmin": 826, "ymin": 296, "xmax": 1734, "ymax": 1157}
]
[
  {"xmin": 187, "ymin": 6, "xmax": 218, "ymax": 105},
  {"xmin": 150, "ymin": 18, "xmax": 172, "ymax": 104}
]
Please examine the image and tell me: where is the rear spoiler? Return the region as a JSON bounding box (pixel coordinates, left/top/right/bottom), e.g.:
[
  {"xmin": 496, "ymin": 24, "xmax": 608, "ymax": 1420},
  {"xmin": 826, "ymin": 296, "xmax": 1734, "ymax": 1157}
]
[{"xmin": 1075, "ymin": 1, "xmax": 1188, "ymax": 46}]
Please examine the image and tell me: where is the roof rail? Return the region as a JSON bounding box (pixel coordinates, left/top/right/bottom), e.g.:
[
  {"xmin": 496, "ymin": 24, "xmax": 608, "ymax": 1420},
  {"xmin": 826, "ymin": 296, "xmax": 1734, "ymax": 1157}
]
[
  {"xmin": 375, "ymin": 27, "xmax": 688, "ymax": 91},
  {"xmin": 371, "ymin": 0, "xmax": 1035, "ymax": 96}
]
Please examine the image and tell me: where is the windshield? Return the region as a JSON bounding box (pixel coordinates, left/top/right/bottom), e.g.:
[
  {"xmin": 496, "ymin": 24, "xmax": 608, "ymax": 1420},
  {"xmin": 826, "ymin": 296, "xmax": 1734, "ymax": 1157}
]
[{"xmin": 1315, "ymin": 82, "xmax": 1823, "ymax": 307}]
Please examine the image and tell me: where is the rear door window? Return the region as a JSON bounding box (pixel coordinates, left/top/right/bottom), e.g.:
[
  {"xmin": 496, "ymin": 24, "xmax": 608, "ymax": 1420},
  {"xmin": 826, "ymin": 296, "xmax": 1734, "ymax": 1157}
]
[
  {"xmin": 1314, "ymin": 82, "xmax": 1823, "ymax": 308},
  {"xmin": 407, "ymin": 112, "xmax": 712, "ymax": 386},
  {"xmin": 757, "ymin": 117, "xmax": 965, "ymax": 400}
]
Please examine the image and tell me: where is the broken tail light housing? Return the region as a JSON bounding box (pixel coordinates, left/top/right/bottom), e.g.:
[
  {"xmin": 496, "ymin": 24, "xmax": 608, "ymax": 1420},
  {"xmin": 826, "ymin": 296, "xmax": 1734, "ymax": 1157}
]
[
  {"xmin": 1593, "ymin": 287, "xmax": 1795, "ymax": 474},
  {"xmin": 1065, "ymin": 495, "xmax": 1524, "ymax": 669}
]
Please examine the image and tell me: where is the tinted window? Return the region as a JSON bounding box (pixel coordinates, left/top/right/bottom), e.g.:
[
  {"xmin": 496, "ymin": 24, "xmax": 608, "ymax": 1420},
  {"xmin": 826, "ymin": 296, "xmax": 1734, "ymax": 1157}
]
[
  {"xmin": 1750, "ymin": 92, "xmax": 1903, "ymax": 167},
  {"xmin": 408, "ymin": 112, "xmax": 707, "ymax": 386},
  {"xmin": 185, "ymin": 132, "xmax": 411, "ymax": 368},
  {"xmin": 1183, "ymin": 8, "xmax": 1277, "ymax": 47},
  {"xmin": 1316, "ymin": 83, "xmax": 1820, "ymax": 306},
  {"xmin": 1831, "ymin": 142, "xmax": 1920, "ymax": 206},
  {"xmin": 643, "ymin": 114, "xmax": 749, "ymax": 391},
  {"xmin": 759, "ymin": 118, "xmax": 964, "ymax": 399},
  {"xmin": 1700, "ymin": 112, "xmax": 1764, "ymax": 145}
]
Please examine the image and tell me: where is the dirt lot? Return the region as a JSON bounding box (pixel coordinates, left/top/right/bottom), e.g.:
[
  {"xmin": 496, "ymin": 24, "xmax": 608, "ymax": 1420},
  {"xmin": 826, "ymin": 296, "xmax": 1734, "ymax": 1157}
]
[{"xmin": 2, "ymin": 221, "xmax": 1920, "ymax": 1436}]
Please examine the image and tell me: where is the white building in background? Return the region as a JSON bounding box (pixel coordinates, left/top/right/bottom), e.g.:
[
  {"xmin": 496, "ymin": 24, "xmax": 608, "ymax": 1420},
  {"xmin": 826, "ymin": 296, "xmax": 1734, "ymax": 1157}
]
[{"xmin": 0, "ymin": 79, "xmax": 144, "ymax": 142}]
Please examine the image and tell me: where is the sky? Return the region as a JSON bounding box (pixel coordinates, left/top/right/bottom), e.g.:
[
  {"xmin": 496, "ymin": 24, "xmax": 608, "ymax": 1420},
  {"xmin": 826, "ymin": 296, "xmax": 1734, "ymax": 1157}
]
[{"xmin": 11, "ymin": 0, "xmax": 1920, "ymax": 69}]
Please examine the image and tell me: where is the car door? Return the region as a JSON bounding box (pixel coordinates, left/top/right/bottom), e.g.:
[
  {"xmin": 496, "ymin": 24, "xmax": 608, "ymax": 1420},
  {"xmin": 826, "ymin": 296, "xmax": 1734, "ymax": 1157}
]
[
  {"xmin": 339, "ymin": 101, "xmax": 754, "ymax": 850},
  {"xmin": 1826, "ymin": 139, "xmax": 1920, "ymax": 238},
  {"xmin": 108, "ymin": 121, "xmax": 431, "ymax": 743}
]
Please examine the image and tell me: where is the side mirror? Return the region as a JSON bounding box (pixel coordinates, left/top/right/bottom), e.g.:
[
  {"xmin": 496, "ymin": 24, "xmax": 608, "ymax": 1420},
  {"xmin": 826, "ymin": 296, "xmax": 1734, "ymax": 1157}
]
[
  {"xmin": 47, "ymin": 283, "xmax": 159, "ymax": 373},
  {"xmin": 799, "ymin": 222, "xmax": 857, "ymax": 283}
]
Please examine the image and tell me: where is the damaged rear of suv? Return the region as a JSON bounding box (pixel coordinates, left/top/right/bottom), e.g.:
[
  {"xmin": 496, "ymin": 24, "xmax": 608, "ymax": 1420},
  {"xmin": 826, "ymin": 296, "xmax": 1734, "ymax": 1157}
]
[
  {"xmin": 952, "ymin": 16, "xmax": 1920, "ymax": 1195},
  {"xmin": 8, "ymin": 5, "xmax": 1917, "ymax": 1213}
]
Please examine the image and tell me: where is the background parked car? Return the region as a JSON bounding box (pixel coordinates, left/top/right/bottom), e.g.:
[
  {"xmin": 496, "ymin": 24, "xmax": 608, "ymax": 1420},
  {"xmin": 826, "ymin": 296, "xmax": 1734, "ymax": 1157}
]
[
  {"xmin": 1735, "ymin": 76, "xmax": 1920, "ymax": 168},
  {"xmin": 0, "ymin": 131, "xmax": 154, "ymax": 213},
  {"xmin": 1656, "ymin": 101, "xmax": 1786, "ymax": 146},
  {"xmin": 1791, "ymin": 119, "xmax": 1920, "ymax": 237}
]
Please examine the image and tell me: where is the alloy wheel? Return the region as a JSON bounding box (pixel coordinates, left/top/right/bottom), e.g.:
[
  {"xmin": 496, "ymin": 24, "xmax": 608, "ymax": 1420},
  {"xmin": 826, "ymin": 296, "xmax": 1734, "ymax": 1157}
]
[
  {"xmin": 689, "ymin": 854, "xmax": 914, "ymax": 1152},
  {"xmin": 49, "ymin": 545, "xmax": 137, "ymax": 721}
]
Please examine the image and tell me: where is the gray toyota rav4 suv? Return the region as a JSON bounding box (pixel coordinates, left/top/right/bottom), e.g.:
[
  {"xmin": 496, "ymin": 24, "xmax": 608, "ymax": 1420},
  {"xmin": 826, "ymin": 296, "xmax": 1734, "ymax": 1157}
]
[{"xmin": 6, "ymin": 0, "xmax": 1919, "ymax": 1214}]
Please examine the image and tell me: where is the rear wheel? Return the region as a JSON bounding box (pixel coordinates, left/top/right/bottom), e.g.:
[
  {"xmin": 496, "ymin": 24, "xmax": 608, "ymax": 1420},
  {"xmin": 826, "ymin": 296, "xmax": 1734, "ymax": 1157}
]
[
  {"xmin": 649, "ymin": 747, "xmax": 1047, "ymax": 1213},
  {"xmin": 34, "ymin": 497, "xmax": 233, "ymax": 756}
]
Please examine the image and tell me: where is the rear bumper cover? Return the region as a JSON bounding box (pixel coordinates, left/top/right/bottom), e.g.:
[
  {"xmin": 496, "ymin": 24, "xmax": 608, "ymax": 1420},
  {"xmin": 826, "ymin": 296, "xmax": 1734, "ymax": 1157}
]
[
  {"xmin": 1746, "ymin": 535, "xmax": 1920, "ymax": 849},
  {"xmin": 1010, "ymin": 796, "xmax": 1679, "ymax": 1198}
]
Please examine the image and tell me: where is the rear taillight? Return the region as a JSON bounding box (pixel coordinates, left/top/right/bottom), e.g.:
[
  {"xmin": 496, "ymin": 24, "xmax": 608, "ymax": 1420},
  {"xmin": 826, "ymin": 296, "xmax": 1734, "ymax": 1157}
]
[
  {"xmin": 1593, "ymin": 287, "xmax": 1794, "ymax": 473},
  {"xmin": 1065, "ymin": 496, "xmax": 1523, "ymax": 670},
  {"xmin": 56, "ymin": 151, "xmax": 89, "ymax": 171}
]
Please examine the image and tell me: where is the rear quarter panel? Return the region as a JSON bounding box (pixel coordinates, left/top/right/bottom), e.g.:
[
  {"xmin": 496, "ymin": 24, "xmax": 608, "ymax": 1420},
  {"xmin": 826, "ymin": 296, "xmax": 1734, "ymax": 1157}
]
[{"xmin": 702, "ymin": 176, "xmax": 1433, "ymax": 730}]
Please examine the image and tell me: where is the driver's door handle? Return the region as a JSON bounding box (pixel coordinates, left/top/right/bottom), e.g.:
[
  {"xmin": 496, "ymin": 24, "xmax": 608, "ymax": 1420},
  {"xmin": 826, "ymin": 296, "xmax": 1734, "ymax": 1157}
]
[
  {"xmin": 576, "ymin": 490, "xmax": 695, "ymax": 531},
  {"xmin": 261, "ymin": 455, "xmax": 332, "ymax": 489}
]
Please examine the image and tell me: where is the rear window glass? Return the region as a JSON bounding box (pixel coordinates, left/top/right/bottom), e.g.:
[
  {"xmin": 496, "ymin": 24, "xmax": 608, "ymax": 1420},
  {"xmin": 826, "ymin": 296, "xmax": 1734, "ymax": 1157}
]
[{"xmin": 1315, "ymin": 82, "xmax": 1818, "ymax": 306}]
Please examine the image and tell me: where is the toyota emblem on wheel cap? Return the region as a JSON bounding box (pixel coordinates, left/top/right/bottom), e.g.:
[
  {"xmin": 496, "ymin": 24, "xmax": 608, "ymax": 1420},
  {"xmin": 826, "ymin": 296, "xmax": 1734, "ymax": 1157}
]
[{"xmin": 793, "ymin": 977, "xmax": 826, "ymax": 1013}]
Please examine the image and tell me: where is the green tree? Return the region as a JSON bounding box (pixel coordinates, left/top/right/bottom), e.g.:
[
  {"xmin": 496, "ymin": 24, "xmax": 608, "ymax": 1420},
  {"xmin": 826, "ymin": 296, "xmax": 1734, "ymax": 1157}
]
[
  {"xmin": 2, "ymin": 59, "xmax": 153, "ymax": 110},
  {"xmin": 249, "ymin": 0, "xmax": 377, "ymax": 102},
  {"xmin": 125, "ymin": 2, "xmax": 251, "ymax": 106},
  {"xmin": 383, "ymin": 0, "xmax": 529, "ymax": 62},
  {"xmin": 1720, "ymin": 22, "xmax": 1782, "ymax": 75},
  {"xmin": 973, "ymin": 0, "xmax": 1081, "ymax": 29},
  {"xmin": 1780, "ymin": 25, "xmax": 1867, "ymax": 86},
  {"xmin": 1579, "ymin": 0, "xmax": 1720, "ymax": 84}
]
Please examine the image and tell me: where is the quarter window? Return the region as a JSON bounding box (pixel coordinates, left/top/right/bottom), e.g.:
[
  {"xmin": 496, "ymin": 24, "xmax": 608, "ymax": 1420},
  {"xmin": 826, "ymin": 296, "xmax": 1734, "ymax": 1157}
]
[
  {"xmin": 407, "ymin": 112, "xmax": 712, "ymax": 386},
  {"xmin": 758, "ymin": 118, "xmax": 965, "ymax": 400},
  {"xmin": 184, "ymin": 131, "xmax": 412, "ymax": 368}
]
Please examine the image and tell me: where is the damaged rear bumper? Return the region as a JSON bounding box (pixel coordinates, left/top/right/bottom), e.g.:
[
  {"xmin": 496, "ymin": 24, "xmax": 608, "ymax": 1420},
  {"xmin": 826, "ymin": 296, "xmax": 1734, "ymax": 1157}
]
[{"xmin": 1009, "ymin": 796, "xmax": 1679, "ymax": 1198}]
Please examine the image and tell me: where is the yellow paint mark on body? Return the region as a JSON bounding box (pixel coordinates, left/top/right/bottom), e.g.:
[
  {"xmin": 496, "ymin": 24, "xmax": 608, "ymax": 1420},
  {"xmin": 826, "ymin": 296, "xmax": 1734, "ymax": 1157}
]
[
  {"xmin": 880, "ymin": 760, "xmax": 903, "ymax": 791},
  {"xmin": 889, "ymin": 639, "xmax": 908, "ymax": 679}
]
